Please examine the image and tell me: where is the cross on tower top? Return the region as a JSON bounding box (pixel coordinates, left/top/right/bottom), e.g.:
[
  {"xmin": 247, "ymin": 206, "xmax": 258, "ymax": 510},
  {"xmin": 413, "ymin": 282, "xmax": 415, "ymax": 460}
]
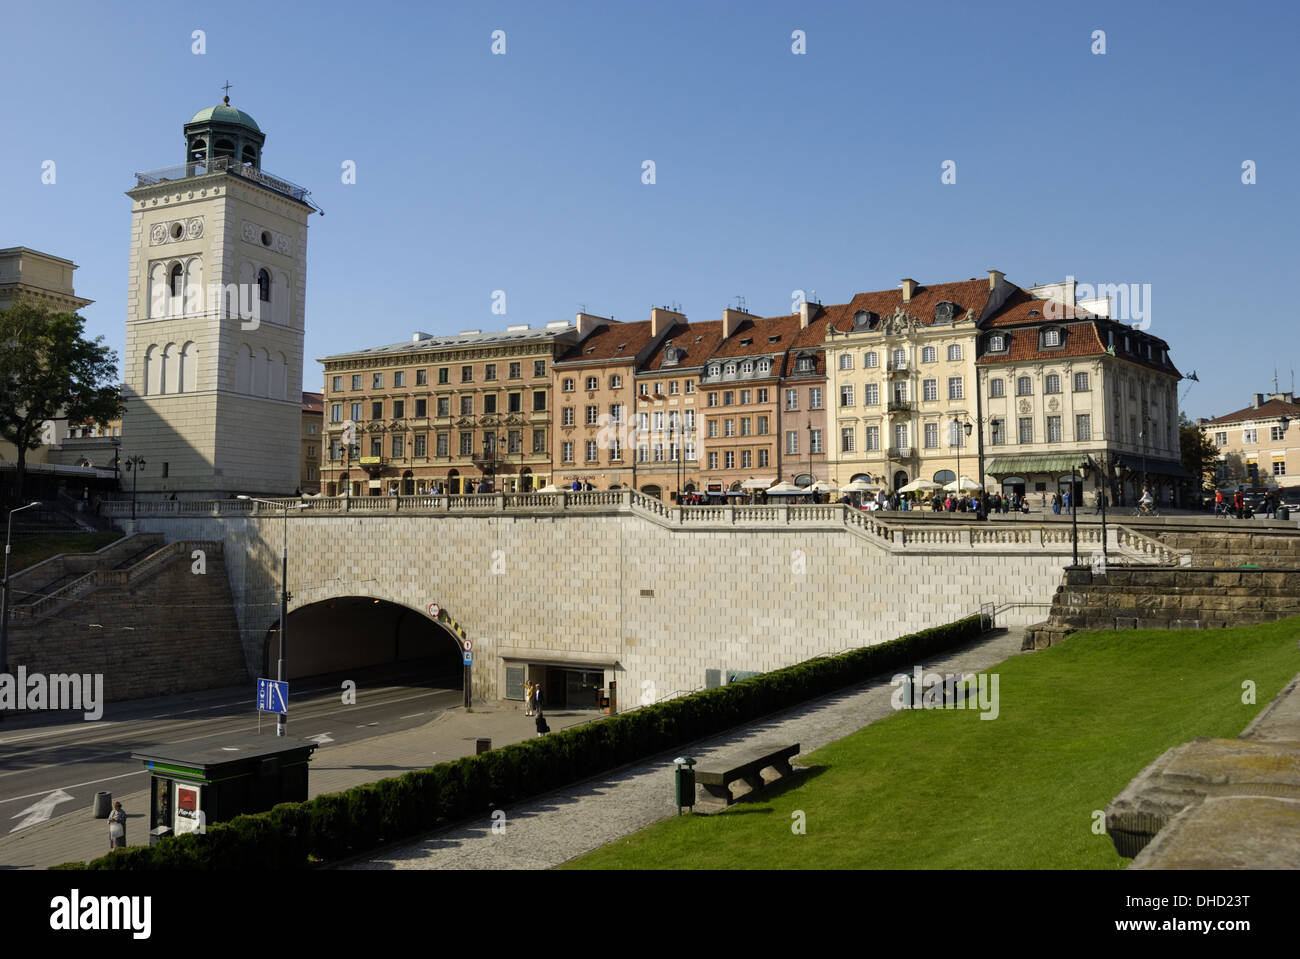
[{"xmin": 221, "ymin": 80, "xmax": 233, "ymax": 105}]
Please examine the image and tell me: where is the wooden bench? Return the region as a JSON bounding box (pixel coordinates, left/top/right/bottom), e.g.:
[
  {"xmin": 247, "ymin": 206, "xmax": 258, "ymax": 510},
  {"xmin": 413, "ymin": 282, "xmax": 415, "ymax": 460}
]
[{"xmin": 694, "ymin": 743, "xmax": 800, "ymax": 812}]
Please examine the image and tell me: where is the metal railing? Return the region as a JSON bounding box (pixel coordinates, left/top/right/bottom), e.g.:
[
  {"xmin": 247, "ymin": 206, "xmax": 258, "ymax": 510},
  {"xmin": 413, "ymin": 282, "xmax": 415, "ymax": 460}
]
[{"xmin": 133, "ymin": 156, "xmax": 321, "ymax": 211}]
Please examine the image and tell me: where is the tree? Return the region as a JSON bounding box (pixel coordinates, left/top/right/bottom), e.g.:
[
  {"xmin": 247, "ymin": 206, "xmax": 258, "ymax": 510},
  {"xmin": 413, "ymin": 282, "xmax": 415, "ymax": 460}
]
[
  {"xmin": 0, "ymin": 300, "xmax": 120, "ymax": 500},
  {"xmin": 1179, "ymin": 412, "xmax": 1220, "ymax": 493}
]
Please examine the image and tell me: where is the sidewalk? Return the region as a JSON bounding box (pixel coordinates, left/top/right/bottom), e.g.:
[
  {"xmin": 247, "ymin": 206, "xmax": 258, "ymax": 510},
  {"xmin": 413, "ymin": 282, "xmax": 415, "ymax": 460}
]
[
  {"xmin": 0, "ymin": 701, "xmax": 561, "ymax": 870},
  {"xmin": 344, "ymin": 628, "xmax": 1027, "ymax": 870}
]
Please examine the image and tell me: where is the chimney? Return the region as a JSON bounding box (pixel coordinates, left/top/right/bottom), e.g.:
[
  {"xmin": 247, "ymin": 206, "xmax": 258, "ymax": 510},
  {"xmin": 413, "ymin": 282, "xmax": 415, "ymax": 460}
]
[
  {"xmin": 988, "ymin": 269, "xmax": 1006, "ymax": 291},
  {"xmin": 1254, "ymin": 393, "xmax": 1265, "ymax": 409},
  {"xmin": 799, "ymin": 300, "xmax": 817, "ymax": 329},
  {"xmin": 651, "ymin": 306, "xmax": 684, "ymax": 338},
  {"xmin": 900, "ymin": 279, "xmax": 918, "ymax": 302},
  {"xmin": 411, "ymin": 331, "xmax": 432, "ymax": 342},
  {"xmin": 721, "ymin": 307, "xmax": 751, "ymax": 340},
  {"xmin": 576, "ymin": 312, "xmax": 610, "ymax": 340}
]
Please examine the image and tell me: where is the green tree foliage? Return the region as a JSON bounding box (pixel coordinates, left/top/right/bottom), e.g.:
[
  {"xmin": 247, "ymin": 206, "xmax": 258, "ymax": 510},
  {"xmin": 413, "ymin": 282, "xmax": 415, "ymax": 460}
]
[
  {"xmin": 1178, "ymin": 412, "xmax": 1220, "ymax": 491},
  {"xmin": 0, "ymin": 300, "xmax": 120, "ymax": 497}
]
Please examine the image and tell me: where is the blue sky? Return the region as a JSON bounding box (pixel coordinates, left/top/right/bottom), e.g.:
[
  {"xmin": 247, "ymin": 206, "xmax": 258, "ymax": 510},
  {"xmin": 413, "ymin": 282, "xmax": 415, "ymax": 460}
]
[{"xmin": 4, "ymin": 0, "xmax": 1297, "ymax": 419}]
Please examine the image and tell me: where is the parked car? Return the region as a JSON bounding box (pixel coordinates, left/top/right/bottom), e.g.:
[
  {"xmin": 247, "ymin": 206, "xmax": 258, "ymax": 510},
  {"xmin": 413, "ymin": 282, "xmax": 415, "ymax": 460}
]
[{"xmin": 1278, "ymin": 489, "xmax": 1300, "ymax": 514}]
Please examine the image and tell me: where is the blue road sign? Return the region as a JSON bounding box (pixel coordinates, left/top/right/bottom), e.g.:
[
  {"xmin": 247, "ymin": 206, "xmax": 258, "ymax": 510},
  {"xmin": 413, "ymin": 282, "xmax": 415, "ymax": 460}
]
[
  {"xmin": 257, "ymin": 678, "xmax": 289, "ymax": 714},
  {"xmin": 462, "ymin": 652, "xmax": 473, "ymax": 666}
]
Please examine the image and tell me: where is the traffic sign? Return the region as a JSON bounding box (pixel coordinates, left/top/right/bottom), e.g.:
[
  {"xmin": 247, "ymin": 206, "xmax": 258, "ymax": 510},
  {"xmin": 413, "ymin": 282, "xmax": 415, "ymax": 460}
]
[
  {"xmin": 462, "ymin": 639, "xmax": 472, "ymax": 651},
  {"xmin": 428, "ymin": 602, "xmax": 441, "ymax": 618},
  {"xmin": 257, "ymin": 678, "xmax": 289, "ymax": 714},
  {"xmin": 463, "ymin": 652, "xmax": 473, "ymax": 666}
]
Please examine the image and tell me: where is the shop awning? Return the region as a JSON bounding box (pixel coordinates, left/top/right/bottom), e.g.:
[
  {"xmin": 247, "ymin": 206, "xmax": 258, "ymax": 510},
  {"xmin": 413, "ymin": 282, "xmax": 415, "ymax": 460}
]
[{"xmin": 986, "ymin": 454, "xmax": 1097, "ymax": 475}]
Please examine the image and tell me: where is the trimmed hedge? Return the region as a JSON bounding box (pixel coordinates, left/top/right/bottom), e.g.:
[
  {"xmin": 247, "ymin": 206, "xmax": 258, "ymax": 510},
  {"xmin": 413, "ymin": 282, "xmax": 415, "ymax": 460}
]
[{"xmin": 56, "ymin": 614, "xmax": 982, "ymax": 870}]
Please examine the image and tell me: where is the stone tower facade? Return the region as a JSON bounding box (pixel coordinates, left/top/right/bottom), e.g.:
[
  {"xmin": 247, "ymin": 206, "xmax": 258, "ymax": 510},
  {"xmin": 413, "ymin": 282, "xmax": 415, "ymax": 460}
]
[{"xmin": 121, "ymin": 98, "xmax": 317, "ymax": 496}]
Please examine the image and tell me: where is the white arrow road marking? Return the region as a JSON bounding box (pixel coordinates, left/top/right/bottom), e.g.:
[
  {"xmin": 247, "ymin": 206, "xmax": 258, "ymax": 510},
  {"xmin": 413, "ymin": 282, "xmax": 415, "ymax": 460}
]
[
  {"xmin": 10, "ymin": 789, "xmax": 74, "ymax": 832},
  {"xmin": 354, "ymin": 722, "xmax": 378, "ymax": 728},
  {"xmin": 306, "ymin": 733, "xmax": 334, "ymax": 745}
]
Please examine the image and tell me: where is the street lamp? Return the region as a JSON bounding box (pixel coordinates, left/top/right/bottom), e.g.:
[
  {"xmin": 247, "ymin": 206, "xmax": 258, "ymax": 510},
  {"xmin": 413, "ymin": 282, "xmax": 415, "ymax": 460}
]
[
  {"xmin": 237, "ymin": 495, "xmax": 310, "ymax": 737},
  {"xmin": 951, "ymin": 416, "xmax": 973, "ymax": 499},
  {"xmin": 123, "ymin": 455, "xmax": 146, "ymax": 520},
  {"xmin": 1070, "ymin": 459, "xmax": 1092, "ymax": 567},
  {"xmin": 0, "ymin": 502, "xmax": 41, "ymax": 722}
]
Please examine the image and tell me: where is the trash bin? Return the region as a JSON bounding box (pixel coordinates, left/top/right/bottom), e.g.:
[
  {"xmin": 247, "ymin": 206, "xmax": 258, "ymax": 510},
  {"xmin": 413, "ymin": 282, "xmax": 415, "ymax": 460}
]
[
  {"xmin": 149, "ymin": 825, "xmax": 173, "ymax": 847},
  {"xmin": 93, "ymin": 791, "xmax": 112, "ymax": 819},
  {"xmin": 673, "ymin": 757, "xmax": 697, "ymax": 813},
  {"xmin": 476, "ymin": 738, "xmax": 492, "ymax": 754},
  {"xmin": 1278, "ymin": 506, "xmax": 1290, "ymax": 521}
]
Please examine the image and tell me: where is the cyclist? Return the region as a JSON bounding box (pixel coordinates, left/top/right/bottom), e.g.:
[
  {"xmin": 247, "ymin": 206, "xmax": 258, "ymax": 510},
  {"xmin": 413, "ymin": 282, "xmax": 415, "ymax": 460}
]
[{"xmin": 1138, "ymin": 487, "xmax": 1155, "ymax": 516}]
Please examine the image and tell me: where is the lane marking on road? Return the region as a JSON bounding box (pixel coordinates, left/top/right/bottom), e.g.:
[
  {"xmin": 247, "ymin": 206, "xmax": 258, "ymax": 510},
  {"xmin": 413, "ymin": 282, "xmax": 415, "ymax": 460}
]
[
  {"xmin": 10, "ymin": 789, "xmax": 75, "ymax": 832},
  {"xmin": 399, "ymin": 712, "xmax": 426, "ymax": 719},
  {"xmin": 0, "ymin": 769, "xmax": 146, "ymax": 806}
]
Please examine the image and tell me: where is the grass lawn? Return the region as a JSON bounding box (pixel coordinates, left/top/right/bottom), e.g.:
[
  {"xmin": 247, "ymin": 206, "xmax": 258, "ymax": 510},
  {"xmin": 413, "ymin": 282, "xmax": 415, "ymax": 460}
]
[
  {"xmin": 9, "ymin": 532, "xmax": 123, "ymax": 573},
  {"xmin": 564, "ymin": 620, "xmax": 1300, "ymax": 869}
]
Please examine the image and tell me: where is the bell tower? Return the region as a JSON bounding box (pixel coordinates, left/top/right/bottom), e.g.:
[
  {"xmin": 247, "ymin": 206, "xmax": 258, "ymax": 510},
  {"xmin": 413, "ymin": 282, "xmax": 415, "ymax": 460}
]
[{"xmin": 121, "ymin": 93, "xmax": 319, "ymax": 497}]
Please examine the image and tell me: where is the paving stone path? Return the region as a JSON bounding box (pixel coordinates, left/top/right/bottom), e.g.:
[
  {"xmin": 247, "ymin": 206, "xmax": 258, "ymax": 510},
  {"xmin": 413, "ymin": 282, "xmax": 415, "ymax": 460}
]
[{"xmin": 345, "ymin": 628, "xmax": 1026, "ymax": 870}]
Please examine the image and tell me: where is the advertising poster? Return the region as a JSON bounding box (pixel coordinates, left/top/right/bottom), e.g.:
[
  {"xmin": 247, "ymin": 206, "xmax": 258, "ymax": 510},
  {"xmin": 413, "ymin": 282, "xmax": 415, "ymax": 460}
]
[{"xmin": 173, "ymin": 782, "xmax": 203, "ymax": 835}]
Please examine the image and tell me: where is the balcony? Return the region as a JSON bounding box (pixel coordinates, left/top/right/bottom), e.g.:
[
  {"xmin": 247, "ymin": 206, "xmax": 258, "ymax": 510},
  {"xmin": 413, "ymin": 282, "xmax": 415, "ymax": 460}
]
[
  {"xmin": 133, "ymin": 155, "xmax": 322, "ymax": 212},
  {"xmin": 887, "ymin": 400, "xmax": 916, "ymax": 414},
  {"xmin": 887, "ymin": 446, "xmax": 916, "ymax": 460},
  {"xmin": 886, "ymin": 359, "xmax": 908, "ymax": 372}
]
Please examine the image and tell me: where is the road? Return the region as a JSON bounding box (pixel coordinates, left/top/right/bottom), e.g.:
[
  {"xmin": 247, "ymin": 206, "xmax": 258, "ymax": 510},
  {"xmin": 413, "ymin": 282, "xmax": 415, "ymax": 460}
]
[{"xmin": 0, "ymin": 662, "xmax": 462, "ymax": 836}]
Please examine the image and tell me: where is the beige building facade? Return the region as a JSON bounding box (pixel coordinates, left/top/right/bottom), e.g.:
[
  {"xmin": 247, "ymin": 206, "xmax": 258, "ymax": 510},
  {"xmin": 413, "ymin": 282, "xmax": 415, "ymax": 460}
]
[{"xmin": 1200, "ymin": 392, "xmax": 1300, "ymax": 490}]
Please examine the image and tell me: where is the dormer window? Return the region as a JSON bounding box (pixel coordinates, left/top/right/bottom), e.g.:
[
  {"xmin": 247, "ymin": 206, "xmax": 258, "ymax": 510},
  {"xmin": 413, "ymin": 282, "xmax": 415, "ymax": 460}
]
[
  {"xmin": 741, "ymin": 360, "xmax": 754, "ymax": 375},
  {"xmin": 934, "ymin": 301, "xmax": 956, "ymax": 323},
  {"xmin": 796, "ymin": 355, "xmax": 814, "ymax": 373},
  {"xmin": 768, "ymin": 335, "xmax": 780, "ymax": 343},
  {"xmin": 724, "ymin": 362, "xmax": 737, "ymax": 376},
  {"xmin": 1042, "ymin": 328, "xmax": 1063, "ymax": 348},
  {"xmin": 852, "ymin": 310, "xmax": 878, "ymax": 330},
  {"xmin": 708, "ymin": 364, "xmax": 721, "ymax": 377},
  {"xmin": 757, "ymin": 359, "xmax": 771, "ymax": 374},
  {"xmin": 661, "ymin": 344, "xmax": 679, "ymax": 367},
  {"xmin": 988, "ymin": 334, "xmax": 1006, "ymax": 352},
  {"xmin": 740, "ymin": 338, "xmax": 752, "ymax": 346}
]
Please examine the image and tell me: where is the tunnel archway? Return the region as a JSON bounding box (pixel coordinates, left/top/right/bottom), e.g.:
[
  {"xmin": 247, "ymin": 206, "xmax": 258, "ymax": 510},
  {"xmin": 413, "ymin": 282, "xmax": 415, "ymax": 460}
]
[{"xmin": 263, "ymin": 597, "xmax": 464, "ymax": 686}]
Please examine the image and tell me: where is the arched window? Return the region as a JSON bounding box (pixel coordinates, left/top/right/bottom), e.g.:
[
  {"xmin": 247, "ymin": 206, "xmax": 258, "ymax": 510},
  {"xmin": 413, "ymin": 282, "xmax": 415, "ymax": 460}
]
[
  {"xmin": 241, "ymin": 144, "xmax": 258, "ymax": 166},
  {"xmin": 169, "ymin": 263, "xmax": 184, "ymax": 297},
  {"xmin": 183, "ymin": 258, "xmax": 203, "ymax": 315},
  {"xmin": 144, "ymin": 345, "xmax": 159, "ymax": 396},
  {"xmin": 214, "ymin": 138, "xmax": 235, "ymax": 160},
  {"xmin": 161, "ymin": 343, "xmax": 176, "ymax": 394},
  {"xmin": 188, "ymin": 138, "xmax": 207, "ymax": 164},
  {"xmin": 272, "ymin": 352, "xmax": 287, "ymax": 399},
  {"xmin": 933, "ymin": 469, "xmax": 956, "ymax": 485},
  {"xmin": 236, "ymin": 344, "xmax": 253, "ymax": 394},
  {"xmin": 253, "ymin": 348, "xmax": 270, "ymax": 396},
  {"xmin": 257, "ymin": 268, "xmax": 271, "ymax": 303},
  {"xmin": 179, "ymin": 342, "xmax": 197, "ymax": 393}
]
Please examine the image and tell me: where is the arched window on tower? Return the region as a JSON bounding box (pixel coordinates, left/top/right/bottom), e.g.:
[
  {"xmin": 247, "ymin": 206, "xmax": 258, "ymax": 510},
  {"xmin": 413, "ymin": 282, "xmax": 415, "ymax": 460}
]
[
  {"xmin": 241, "ymin": 144, "xmax": 258, "ymax": 167},
  {"xmin": 236, "ymin": 344, "xmax": 253, "ymax": 394},
  {"xmin": 253, "ymin": 348, "xmax": 270, "ymax": 396},
  {"xmin": 188, "ymin": 138, "xmax": 207, "ymax": 165},
  {"xmin": 257, "ymin": 268, "xmax": 271, "ymax": 303},
  {"xmin": 144, "ymin": 345, "xmax": 159, "ymax": 396},
  {"xmin": 170, "ymin": 263, "xmax": 184, "ymax": 297},
  {"xmin": 161, "ymin": 343, "xmax": 176, "ymax": 394},
  {"xmin": 179, "ymin": 342, "xmax": 197, "ymax": 393},
  {"xmin": 214, "ymin": 139, "xmax": 235, "ymax": 160}
]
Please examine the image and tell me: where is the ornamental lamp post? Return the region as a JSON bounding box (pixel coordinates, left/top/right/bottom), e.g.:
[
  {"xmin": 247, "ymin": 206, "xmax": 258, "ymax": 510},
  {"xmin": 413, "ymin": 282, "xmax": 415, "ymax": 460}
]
[
  {"xmin": 0, "ymin": 502, "xmax": 42, "ymax": 721},
  {"xmin": 1070, "ymin": 459, "xmax": 1092, "ymax": 567},
  {"xmin": 124, "ymin": 456, "xmax": 146, "ymax": 520}
]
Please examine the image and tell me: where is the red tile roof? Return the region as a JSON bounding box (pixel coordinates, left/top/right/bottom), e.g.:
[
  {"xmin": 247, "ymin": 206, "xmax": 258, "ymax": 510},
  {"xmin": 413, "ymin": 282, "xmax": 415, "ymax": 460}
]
[
  {"xmin": 982, "ymin": 287, "xmax": 1099, "ymax": 328},
  {"xmin": 555, "ymin": 319, "xmax": 656, "ymax": 365},
  {"xmin": 640, "ymin": 319, "xmax": 725, "ymax": 372},
  {"xmin": 820, "ymin": 279, "xmax": 993, "ymax": 333},
  {"xmin": 301, "ymin": 392, "xmax": 324, "ymax": 413},
  {"xmin": 977, "ymin": 323, "xmax": 1108, "ymax": 365},
  {"xmin": 708, "ymin": 314, "xmax": 804, "ymax": 360},
  {"xmin": 1202, "ymin": 398, "xmax": 1300, "ymax": 426}
]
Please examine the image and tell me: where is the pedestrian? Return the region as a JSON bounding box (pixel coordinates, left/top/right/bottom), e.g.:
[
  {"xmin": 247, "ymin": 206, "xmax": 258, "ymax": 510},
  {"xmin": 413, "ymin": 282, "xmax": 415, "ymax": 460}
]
[
  {"xmin": 108, "ymin": 800, "xmax": 126, "ymax": 851},
  {"xmin": 1051, "ymin": 492, "xmax": 1061, "ymax": 515},
  {"xmin": 535, "ymin": 710, "xmax": 550, "ymax": 737},
  {"xmin": 532, "ymin": 682, "xmax": 542, "ymax": 714},
  {"xmin": 1063, "ymin": 489, "xmax": 1071, "ymax": 512},
  {"xmin": 1266, "ymin": 492, "xmax": 1277, "ymax": 519},
  {"xmin": 523, "ymin": 681, "xmax": 534, "ymax": 715}
]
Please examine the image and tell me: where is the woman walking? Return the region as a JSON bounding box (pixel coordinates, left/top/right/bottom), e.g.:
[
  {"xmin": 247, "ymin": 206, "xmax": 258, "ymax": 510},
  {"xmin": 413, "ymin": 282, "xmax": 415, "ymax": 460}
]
[{"xmin": 108, "ymin": 801, "xmax": 126, "ymax": 852}]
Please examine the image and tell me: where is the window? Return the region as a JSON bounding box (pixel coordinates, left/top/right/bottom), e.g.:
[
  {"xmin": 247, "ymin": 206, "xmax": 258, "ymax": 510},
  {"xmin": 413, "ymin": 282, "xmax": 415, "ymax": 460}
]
[
  {"xmin": 684, "ymin": 410, "xmax": 695, "ymax": 431},
  {"xmin": 437, "ymin": 397, "xmax": 450, "ymax": 417},
  {"xmin": 757, "ymin": 360, "xmax": 771, "ymax": 374},
  {"xmin": 740, "ymin": 417, "xmax": 751, "ymax": 436},
  {"xmin": 989, "ymin": 378, "xmax": 1005, "ymax": 398},
  {"xmin": 786, "ymin": 431, "xmax": 798, "ymax": 455},
  {"xmin": 507, "ymin": 392, "xmax": 522, "ymax": 413},
  {"xmin": 637, "ymin": 412, "xmax": 649, "ymax": 432},
  {"xmin": 685, "ymin": 379, "xmax": 695, "ymax": 393},
  {"xmin": 610, "ymin": 404, "xmax": 624, "ymax": 423},
  {"xmin": 393, "ymin": 400, "xmax": 405, "ymax": 418},
  {"xmin": 350, "ymin": 402, "xmax": 362, "ymax": 422},
  {"xmin": 756, "ymin": 388, "xmax": 767, "ymax": 403},
  {"xmin": 392, "ymin": 435, "xmax": 404, "ymax": 458},
  {"xmin": 508, "ymin": 362, "xmax": 521, "ymax": 379},
  {"xmin": 485, "ymin": 364, "xmax": 497, "ymax": 381},
  {"xmin": 1075, "ymin": 414, "xmax": 1091, "ymax": 441},
  {"xmin": 991, "ymin": 420, "xmax": 1005, "ymax": 445},
  {"xmin": 1214, "ymin": 431, "xmax": 1227, "ymax": 446},
  {"xmin": 947, "ymin": 344, "xmax": 962, "ymax": 362},
  {"xmin": 707, "ymin": 420, "xmax": 718, "ymax": 438},
  {"xmin": 415, "ymin": 398, "xmax": 427, "ymax": 418},
  {"xmin": 757, "ymin": 416, "xmax": 768, "ymax": 435},
  {"xmin": 724, "ymin": 419, "xmax": 735, "ymax": 437},
  {"xmin": 948, "ymin": 377, "xmax": 964, "ymax": 400},
  {"xmin": 562, "ymin": 441, "xmax": 574, "ymax": 463},
  {"xmin": 373, "ymin": 372, "xmax": 383, "ymax": 389},
  {"xmin": 1073, "ymin": 372, "xmax": 1089, "ymax": 392},
  {"xmin": 533, "ymin": 429, "xmax": 547, "ymax": 453},
  {"xmin": 653, "ymin": 412, "xmax": 664, "ymax": 432},
  {"xmin": 841, "ymin": 427, "xmax": 856, "ymax": 453},
  {"xmin": 394, "ymin": 371, "xmax": 405, "ymax": 388},
  {"xmin": 948, "ymin": 421, "xmax": 965, "ymax": 448},
  {"xmin": 1045, "ymin": 374, "xmax": 1061, "ymax": 394},
  {"xmin": 757, "ymin": 449, "xmax": 768, "ymax": 467},
  {"xmin": 585, "ymin": 405, "xmax": 599, "ymax": 425},
  {"xmin": 1016, "ymin": 376, "xmax": 1032, "ymax": 396},
  {"xmin": 437, "ymin": 433, "xmax": 449, "ymax": 457},
  {"xmin": 507, "ymin": 430, "xmax": 521, "ymax": 454},
  {"xmin": 810, "ymin": 430, "xmax": 823, "ymax": 454},
  {"xmin": 330, "ymin": 404, "xmax": 342, "ymax": 423},
  {"xmin": 865, "ymin": 351, "xmax": 880, "ymax": 368},
  {"xmin": 1271, "ymin": 426, "xmax": 1285, "ymax": 442},
  {"xmin": 839, "ymin": 354, "xmax": 853, "ymax": 370},
  {"xmin": 461, "ymin": 366, "xmax": 473, "ymax": 383},
  {"xmin": 723, "ymin": 391, "xmax": 735, "ymax": 406},
  {"xmin": 460, "ymin": 396, "xmax": 474, "ymax": 416},
  {"xmin": 611, "ymin": 439, "xmax": 623, "ymax": 460},
  {"xmin": 988, "ymin": 335, "xmax": 1005, "ymax": 352},
  {"xmin": 639, "ymin": 382, "xmax": 650, "ymax": 396},
  {"xmin": 741, "ymin": 361, "xmax": 754, "ymax": 375},
  {"xmin": 460, "ymin": 433, "xmax": 473, "ymax": 456},
  {"xmin": 257, "ymin": 268, "xmax": 270, "ymax": 302},
  {"xmin": 586, "ymin": 376, "xmax": 598, "ymax": 391},
  {"xmin": 724, "ymin": 451, "xmax": 735, "ymax": 469},
  {"xmin": 1045, "ymin": 328, "xmax": 1061, "ymax": 346},
  {"xmin": 534, "ymin": 360, "xmax": 546, "ymax": 378},
  {"xmin": 482, "ymin": 395, "xmax": 497, "ymax": 415},
  {"xmin": 923, "ymin": 379, "xmax": 938, "ymax": 402},
  {"xmin": 562, "ymin": 378, "xmax": 574, "ymax": 392},
  {"xmin": 865, "ymin": 383, "xmax": 879, "ymax": 405},
  {"xmin": 370, "ymin": 437, "xmax": 382, "ymax": 457},
  {"xmin": 610, "ymin": 374, "xmax": 623, "ymax": 389},
  {"xmin": 533, "ymin": 390, "xmax": 546, "ymax": 412},
  {"xmin": 892, "ymin": 349, "xmax": 906, "ymax": 369},
  {"xmin": 741, "ymin": 450, "xmax": 751, "ymax": 468},
  {"xmin": 586, "ymin": 441, "xmax": 598, "ymax": 462},
  {"xmin": 809, "ymin": 387, "xmax": 822, "ymax": 409},
  {"xmin": 669, "ymin": 381, "xmax": 679, "ymax": 395},
  {"xmin": 1018, "ymin": 417, "xmax": 1033, "ymax": 444},
  {"xmin": 331, "ymin": 376, "xmax": 342, "ymax": 392},
  {"xmin": 1274, "ymin": 460, "xmax": 1287, "ymax": 477},
  {"xmin": 840, "ymin": 385, "xmax": 855, "ymax": 407},
  {"xmin": 371, "ymin": 401, "xmax": 383, "ymax": 420},
  {"xmin": 785, "ymin": 390, "xmax": 798, "ymax": 411},
  {"xmin": 1243, "ymin": 429, "xmax": 1257, "ymax": 444},
  {"xmin": 893, "ymin": 424, "xmax": 908, "ymax": 451},
  {"xmin": 351, "ymin": 374, "xmax": 362, "ymax": 391},
  {"xmin": 866, "ymin": 426, "xmax": 880, "ymax": 451},
  {"xmin": 707, "ymin": 452, "xmax": 718, "ymax": 470},
  {"xmin": 921, "ymin": 346, "xmax": 936, "ymax": 364},
  {"xmin": 740, "ymin": 389, "xmax": 751, "ymax": 405},
  {"xmin": 1046, "ymin": 416, "xmax": 1062, "ymax": 443},
  {"xmin": 925, "ymin": 423, "xmax": 938, "ymax": 448}
]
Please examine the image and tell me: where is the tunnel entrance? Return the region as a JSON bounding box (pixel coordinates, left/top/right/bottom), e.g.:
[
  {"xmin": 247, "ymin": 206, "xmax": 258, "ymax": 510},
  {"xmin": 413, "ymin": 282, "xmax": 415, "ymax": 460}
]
[{"xmin": 264, "ymin": 597, "xmax": 463, "ymax": 686}]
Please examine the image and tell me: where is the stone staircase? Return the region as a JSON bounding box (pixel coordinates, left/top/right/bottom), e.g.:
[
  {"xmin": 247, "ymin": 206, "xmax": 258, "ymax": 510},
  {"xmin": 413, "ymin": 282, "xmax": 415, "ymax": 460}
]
[
  {"xmin": 6, "ymin": 539, "xmax": 249, "ymax": 703},
  {"xmin": 1150, "ymin": 527, "xmax": 1300, "ymax": 569}
]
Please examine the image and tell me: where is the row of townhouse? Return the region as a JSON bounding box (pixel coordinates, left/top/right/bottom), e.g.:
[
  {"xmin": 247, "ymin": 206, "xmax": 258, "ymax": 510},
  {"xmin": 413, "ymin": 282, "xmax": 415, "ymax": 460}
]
[{"xmin": 317, "ymin": 269, "xmax": 1186, "ymax": 503}]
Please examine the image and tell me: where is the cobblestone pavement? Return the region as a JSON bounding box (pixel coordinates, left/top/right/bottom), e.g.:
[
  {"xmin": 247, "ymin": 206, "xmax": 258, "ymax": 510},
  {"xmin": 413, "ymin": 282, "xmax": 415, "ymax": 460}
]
[{"xmin": 344, "ymin": 628, "xmax": 1027, "ymax": 870}]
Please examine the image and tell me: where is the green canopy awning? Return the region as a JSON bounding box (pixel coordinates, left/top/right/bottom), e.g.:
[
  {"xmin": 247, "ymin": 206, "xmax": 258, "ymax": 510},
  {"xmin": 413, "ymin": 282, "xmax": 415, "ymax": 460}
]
[{"xmin": 986, "ymin": 454, "xmax": 1097, "ymax": 475}]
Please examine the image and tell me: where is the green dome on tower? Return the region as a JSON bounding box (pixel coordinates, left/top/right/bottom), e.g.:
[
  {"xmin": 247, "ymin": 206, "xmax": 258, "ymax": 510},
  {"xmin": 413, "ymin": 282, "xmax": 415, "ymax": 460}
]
[{"xmin": 188, "ymin": 103, "xmax": 261, "ymax": 133}]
